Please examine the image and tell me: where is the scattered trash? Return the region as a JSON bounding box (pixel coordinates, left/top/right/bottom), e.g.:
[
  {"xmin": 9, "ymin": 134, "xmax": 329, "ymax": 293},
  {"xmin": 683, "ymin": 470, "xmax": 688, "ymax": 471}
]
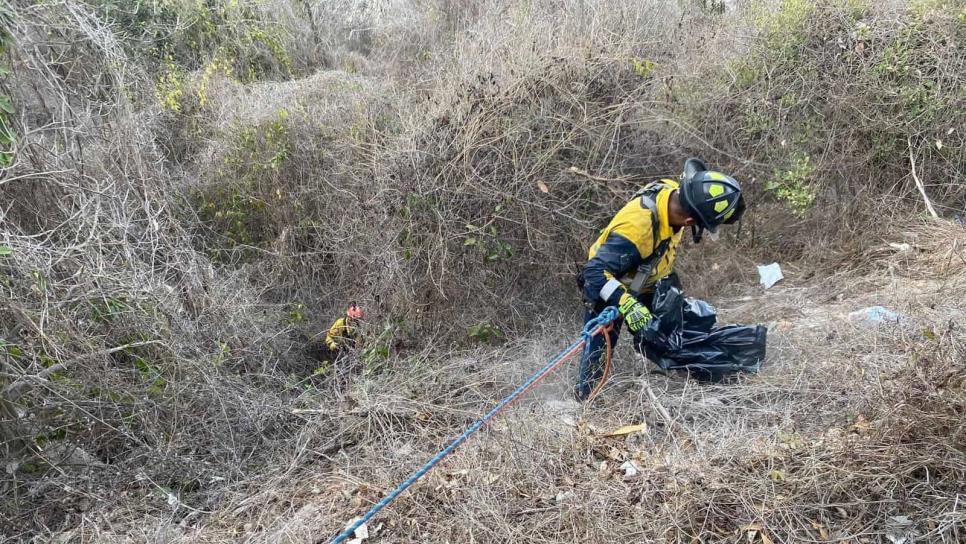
[
  {"xmin": 849, "ymin": 306, "xmax": 903, "ymax": 325},
  {"xmin": 888, "ymin": 242, "xmax": 912, "ymax": 252},
  {"xmin": 619, "ymin": 460, "xmax": 639, "ymax": 478},
  {"xmin": 345, "ymin": 518, "xmax": 368, "ymax": 544},
  {"xmin": 558, "ymin": 413, "xmax": 578, "ymax": 427},
  {"xmin": 757, "ymin": 263, "xmax": 784, "ymax": 289},
  {"xmin": 603, "ymin": 423, "xmax": 646, "ymax": 437},
  {"xmin": 885, "ymin": 515, "xmax": 916, "ymax": 544},
  {"xmin": 166, "ymin": 492, "xmax": 180, "ymax": 509},
  {"xmin": 554, "ymin": 490, "xmax": 576, "ymax": 503}
]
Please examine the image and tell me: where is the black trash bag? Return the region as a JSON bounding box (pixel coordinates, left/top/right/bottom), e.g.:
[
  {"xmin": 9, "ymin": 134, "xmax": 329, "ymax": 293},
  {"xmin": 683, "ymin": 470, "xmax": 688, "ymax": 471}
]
[
  {"xmin": 635, "ymin": 281, "xmax": 766, "ymax": 381},
  {"xmin": 683, "ymin": 298, "xmax": 717, "ymax": 333},
  {"xmin": 637, "ymin": 277, "xmax": 684, "ymax": 358}
]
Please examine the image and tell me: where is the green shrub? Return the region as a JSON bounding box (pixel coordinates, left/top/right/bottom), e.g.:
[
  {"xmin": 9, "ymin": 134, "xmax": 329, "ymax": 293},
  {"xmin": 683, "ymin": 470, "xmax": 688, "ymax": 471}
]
[
  {"xmin": 682, "ymin": 0, "xmax": 964, "ymax": 228},
  {"xmin": 194, "ymin": 110, "xmax": 293, "ymax": 252},
  {"xmin": 767, "ymin": 153, "xmax": 817, "ymax": 216},
  {"xmin": 89, "ymin": 0, "xmax": 292, "ymax": 81},
  {"xmin": 751, "ymin": 0, "xmax": 816, "ymax": 61}
]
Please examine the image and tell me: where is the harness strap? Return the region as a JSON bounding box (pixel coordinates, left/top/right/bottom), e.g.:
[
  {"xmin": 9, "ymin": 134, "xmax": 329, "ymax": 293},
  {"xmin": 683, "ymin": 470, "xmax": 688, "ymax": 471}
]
[{"xmin": 628, "ymin": 183, "xmax": 672, "ymax": 297}]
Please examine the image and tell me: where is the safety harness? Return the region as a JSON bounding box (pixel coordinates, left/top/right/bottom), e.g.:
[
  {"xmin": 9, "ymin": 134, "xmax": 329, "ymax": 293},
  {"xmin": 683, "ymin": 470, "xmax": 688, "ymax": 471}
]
[{"xmin": 626, "ymin": 181, "xmax": 673, "ymax": 297}]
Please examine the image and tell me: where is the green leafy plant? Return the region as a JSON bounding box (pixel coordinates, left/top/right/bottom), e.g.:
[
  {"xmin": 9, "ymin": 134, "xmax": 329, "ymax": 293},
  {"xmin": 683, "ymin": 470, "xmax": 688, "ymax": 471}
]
[
  {"xmin": 91, "ymin": 0, "xmax": 292, "ymax": 81},
  {"xmin": 117, "ymin": 342, "xmax": 166, "ymax": 396},
  {"xmin": 90, "ymin": 296, "xmax": 130, "ymax": 324},
  {"xmin": 767, "ymin": 153, "xmax": 817, "ymax": 216},
  {"xmin": 361, "ymin": 324, "xmax": 396, "ymax": 375},
  {"xmin": 467, "ymin": 322, "xmax": 503, "ymax": 344},
  {"xmin": 463, "ymin": 222, "xmax": 514, "ymax": 262},
  {"xmin": 286, "ymin": 303, "xmax": 306, "ymax": 324},
  {"xmin": 630, "ymin": 57, "xmax": 655, "ymax": 79},
  {"xmin": 213, "ymin": 342, "xmax": 232, "ymax": 366},
  {"xmin": 753, "ymin": 0, "xmax": 815, "ymax": 61},
  {"xmin": 194, "ymin": 112, "xmax": 292, "ymax": 253},
  {"xmin": 1, "ymin": 338, "xmax": 24, "ymax": 360}
]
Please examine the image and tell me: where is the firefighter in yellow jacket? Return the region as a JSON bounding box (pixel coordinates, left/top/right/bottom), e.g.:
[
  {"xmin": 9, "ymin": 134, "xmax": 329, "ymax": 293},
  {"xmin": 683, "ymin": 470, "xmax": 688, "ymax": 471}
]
[
  {"xmin": 325, "ymin": 304, "xmax": 364, "ymax": 352},
  {"xmin": 575, "ymin": 158, "xmax": 746, "ymax": 400}
]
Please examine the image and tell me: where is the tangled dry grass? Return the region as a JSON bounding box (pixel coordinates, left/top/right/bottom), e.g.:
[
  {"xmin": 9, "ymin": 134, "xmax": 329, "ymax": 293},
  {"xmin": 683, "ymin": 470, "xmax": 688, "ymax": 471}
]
[
  {"xmin": 1, "ymin": 0, "xmax": 964, "ymax": 542},
  {"xmin": 162, "ymin": 221, "xmax": 962, "ymax": 544},
  {"xmin": 92, "ymin": 220, "xmax": 959, "ymax": 544}
]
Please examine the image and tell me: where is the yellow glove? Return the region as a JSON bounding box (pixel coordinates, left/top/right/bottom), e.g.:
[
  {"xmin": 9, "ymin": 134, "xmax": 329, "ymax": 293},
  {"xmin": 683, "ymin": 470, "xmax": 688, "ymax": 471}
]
[{"xmin": 618, "ymin": 293, "xmax": 652, "ymax": 334}]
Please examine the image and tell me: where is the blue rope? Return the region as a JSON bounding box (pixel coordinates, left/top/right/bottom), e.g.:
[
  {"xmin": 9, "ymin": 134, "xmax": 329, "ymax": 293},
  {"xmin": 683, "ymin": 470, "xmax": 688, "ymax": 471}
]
[{"xmin": 329, "ymin": 306, "xmax": 619, "ymax": 543}]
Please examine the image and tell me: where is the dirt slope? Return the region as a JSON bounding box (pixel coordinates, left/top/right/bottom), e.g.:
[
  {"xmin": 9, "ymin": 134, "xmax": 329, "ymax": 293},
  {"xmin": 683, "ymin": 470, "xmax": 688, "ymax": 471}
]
[{"xmin": 50, "ymin": 222, "xmax": 965, "ymax": 543}]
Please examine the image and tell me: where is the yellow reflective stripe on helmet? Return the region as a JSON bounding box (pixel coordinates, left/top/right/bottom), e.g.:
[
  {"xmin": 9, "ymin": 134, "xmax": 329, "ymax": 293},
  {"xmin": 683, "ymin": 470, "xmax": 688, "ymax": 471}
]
[
  {"xmin": 723, "ymin": 207, "xmax": 736, "ymax": 220},
  {"xmin": 706, "ymin": 171, "xmax": 727, "ymax": 181},
  {"xmin": 714, "ymin": 200, "xmax": 729, "ymax": 213},
  {"xmin": 708, "ymin": 183, "xmax": 725, "ymax": 197}
]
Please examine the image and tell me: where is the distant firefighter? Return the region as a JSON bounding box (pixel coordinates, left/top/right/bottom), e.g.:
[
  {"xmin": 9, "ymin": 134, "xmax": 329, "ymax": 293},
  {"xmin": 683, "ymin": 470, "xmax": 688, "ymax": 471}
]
[
  {"xmin": 307, "ymin": 304, "xmax": 364, "ymax": 370},
  {"xmin": 326, "ymin": 303, "xmax": 364, "ymax": 351}
]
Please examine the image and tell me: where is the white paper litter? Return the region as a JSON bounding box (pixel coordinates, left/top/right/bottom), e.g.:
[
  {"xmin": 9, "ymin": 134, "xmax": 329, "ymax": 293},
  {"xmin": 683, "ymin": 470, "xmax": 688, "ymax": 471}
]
[
  {"xmin": 888, "ymin": 242, "xmax": 912, "ymax": 252},
  {"xmin": 345, "ymin": 518, "xmax": 369, "ymax": 544},
  {"xmin": 757, "ymin": 263, "xmax": 784, "ymax": 289}
]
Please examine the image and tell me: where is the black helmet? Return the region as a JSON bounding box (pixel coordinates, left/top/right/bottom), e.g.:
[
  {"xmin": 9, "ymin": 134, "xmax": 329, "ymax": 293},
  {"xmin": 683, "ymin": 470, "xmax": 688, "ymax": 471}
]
[{"xmin": 679, "ymin": 158, "xmax": 744, "ymax": 242}]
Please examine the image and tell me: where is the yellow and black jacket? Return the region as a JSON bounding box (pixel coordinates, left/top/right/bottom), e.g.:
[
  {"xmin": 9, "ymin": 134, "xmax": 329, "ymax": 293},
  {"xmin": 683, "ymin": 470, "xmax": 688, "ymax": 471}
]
[
  {"xmin": 324, "ymin": 317, "xmax": 358, "ymax": 351},
  {"xmin": 582, "ymin": 179, "xmax": 685, "ymax": 307}
]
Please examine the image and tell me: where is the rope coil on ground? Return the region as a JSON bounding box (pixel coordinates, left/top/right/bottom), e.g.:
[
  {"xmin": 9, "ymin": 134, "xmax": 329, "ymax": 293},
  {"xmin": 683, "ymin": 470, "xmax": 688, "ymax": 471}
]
[{"xmin": 329, "ymin": 307, "xmax": 620, "ymax": 544}]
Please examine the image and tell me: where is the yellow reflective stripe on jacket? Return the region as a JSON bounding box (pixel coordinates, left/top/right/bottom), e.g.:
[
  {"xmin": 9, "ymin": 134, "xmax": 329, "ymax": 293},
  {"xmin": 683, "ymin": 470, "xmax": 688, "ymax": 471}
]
[{"xmin": 588, "ymin": 179, "xmax": 684, "ymax": 290}]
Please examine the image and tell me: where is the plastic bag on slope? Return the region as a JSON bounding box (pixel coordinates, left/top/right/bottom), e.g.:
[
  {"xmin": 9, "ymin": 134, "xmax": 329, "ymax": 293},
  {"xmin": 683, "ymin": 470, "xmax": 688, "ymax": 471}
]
[
  {"xmin": 683, "ymin": 298, "xmax": 717, "ymax": 333},
  {"xmin": 635, "ymin": 280, "xmax": 766, "ymax": 381},
  {"xmin": 636, "ymin": 277, "xmax": 684, "ymax": 359},
  {"xmin": 658, "ymin": 324, "xmax": 768, "ymax": 381}
]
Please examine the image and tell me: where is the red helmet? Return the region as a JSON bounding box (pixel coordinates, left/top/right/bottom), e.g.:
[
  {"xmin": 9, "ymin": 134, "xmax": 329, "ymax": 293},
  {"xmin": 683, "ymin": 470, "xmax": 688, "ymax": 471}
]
[{"xmin": 346, "ymin": 305, "xmax": 364, "ymax": 319}]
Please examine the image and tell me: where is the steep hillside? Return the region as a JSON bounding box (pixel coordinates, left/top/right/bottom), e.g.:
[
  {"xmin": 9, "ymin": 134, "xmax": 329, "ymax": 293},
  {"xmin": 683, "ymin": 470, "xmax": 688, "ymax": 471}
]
[
  {"xmin": 40, "ymin": 222, "xmax": 965, "ymax": 543},
  {"xmin": 1, "ymin": 1, "xmax": 964, "ymax": 542}
]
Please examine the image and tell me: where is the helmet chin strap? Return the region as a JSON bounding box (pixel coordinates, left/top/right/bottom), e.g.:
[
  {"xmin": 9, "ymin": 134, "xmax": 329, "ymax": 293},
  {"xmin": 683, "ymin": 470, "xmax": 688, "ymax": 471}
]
[{"xmin": 691, "ymin": 225, "xmax": 704, "ymax": 243}]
